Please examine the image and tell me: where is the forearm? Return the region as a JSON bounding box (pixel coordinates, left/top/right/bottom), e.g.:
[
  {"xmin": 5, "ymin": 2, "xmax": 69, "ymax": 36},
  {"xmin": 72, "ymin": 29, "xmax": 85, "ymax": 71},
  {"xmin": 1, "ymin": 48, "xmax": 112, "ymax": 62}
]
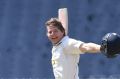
[
  {"xmin": 80, "ymin": 43, "xmax": 101, "ymax": 53},
  {"xmin": 87, "ymin": 43, "xmax": 101, "ymax": 53}
]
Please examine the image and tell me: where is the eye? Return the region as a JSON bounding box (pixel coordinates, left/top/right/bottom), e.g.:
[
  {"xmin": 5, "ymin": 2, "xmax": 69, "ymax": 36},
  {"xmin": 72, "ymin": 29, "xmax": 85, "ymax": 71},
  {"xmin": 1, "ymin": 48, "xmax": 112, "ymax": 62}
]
[
  {"xmin": 49, "ymin": 31, "xmax": 53, "ymax": 34},
  {"xmin": 47, "ymin": 30, "xmax": 52, "ymax": 34}
]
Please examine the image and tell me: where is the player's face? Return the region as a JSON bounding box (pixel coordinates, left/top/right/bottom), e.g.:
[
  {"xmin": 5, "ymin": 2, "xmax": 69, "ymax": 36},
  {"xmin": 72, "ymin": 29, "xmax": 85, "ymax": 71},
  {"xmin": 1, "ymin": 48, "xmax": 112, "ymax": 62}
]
[{"xmin": 47, "ymin": 25, "xmax": 64, "ymax": 44}]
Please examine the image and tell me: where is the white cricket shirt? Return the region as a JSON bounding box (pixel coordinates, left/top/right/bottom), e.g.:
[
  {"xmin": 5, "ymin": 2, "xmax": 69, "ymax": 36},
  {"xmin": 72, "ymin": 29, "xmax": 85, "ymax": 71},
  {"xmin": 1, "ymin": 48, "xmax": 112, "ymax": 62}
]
[{"xmin": 51, "ymin": 36, "xmax": 85, "ymax": 79}]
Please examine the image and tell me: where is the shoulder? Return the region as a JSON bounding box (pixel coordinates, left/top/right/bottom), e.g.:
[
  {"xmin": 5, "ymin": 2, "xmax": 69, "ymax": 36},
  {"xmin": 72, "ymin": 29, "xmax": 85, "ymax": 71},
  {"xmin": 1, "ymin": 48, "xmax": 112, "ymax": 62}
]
[
  {"xmin": 63, "ymin": 37, "xmax": 85, "ymax": 54},
  {"xmin": 63, "ymin": 36, "xmax": 84, "ymax": 49},
  {"xmin": 68, "ymin": 37, "xmax": 83, "ymax": 46},
  {"xmin": 61, "ymin": 36, "xmax": 84, "ymax": 46}
]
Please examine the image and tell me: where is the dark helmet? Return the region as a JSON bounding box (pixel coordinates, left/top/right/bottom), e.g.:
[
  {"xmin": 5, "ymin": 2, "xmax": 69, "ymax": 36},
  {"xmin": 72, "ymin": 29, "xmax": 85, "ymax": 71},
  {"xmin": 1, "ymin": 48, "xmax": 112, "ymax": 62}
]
[{"xmin": 101, "ymin": 33, "xmax": 120, "ymax": 58}]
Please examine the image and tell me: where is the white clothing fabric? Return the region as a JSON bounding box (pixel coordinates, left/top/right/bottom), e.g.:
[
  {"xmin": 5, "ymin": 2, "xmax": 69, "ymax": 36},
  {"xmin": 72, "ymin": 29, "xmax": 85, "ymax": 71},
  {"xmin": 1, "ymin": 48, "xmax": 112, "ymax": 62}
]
[{"xmin": 51, "ymin": 36, "xmax": 85, "ymax": 79}]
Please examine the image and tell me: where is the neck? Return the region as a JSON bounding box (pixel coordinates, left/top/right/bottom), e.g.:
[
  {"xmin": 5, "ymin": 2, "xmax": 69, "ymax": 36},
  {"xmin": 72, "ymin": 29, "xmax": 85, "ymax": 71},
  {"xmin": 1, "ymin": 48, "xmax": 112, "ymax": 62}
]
[{"xmin": 53, "ymin": 35, "xmax": 65, "ymax": 46}]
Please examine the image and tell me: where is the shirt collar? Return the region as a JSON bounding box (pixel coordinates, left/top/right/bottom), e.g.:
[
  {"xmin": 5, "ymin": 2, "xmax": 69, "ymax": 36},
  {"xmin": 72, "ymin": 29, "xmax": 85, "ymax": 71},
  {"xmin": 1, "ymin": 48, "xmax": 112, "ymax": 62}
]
[{"xmin": 53, "ymin": 36, "xmax": 68, "ymax": 46}]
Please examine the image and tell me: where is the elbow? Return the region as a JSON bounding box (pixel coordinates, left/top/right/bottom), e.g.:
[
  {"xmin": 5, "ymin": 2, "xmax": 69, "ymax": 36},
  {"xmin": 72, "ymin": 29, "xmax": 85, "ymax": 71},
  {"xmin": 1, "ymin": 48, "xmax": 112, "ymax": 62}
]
[{"xmin": 79, "ymin": 43, "xmax": 90, "ymax": 52}]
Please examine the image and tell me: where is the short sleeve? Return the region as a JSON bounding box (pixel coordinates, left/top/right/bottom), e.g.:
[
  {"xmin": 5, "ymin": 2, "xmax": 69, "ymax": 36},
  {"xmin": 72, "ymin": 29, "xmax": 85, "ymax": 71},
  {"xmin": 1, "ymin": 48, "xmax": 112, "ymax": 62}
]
[{"xmin": 66, "ymin": 39, "xmax": 85, "ymax": 54}]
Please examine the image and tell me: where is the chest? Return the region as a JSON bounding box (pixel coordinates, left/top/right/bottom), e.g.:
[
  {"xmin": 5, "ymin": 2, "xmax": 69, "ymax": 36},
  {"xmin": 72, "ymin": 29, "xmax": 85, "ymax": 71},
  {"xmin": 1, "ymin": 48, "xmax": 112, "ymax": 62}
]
[
  {"xmin": 52, "ymin": 46, "xmax": 65, "ymax": 64},
  {"xmin": 52, "ymin": 46, "xmax": 79, "ymax": 66}
]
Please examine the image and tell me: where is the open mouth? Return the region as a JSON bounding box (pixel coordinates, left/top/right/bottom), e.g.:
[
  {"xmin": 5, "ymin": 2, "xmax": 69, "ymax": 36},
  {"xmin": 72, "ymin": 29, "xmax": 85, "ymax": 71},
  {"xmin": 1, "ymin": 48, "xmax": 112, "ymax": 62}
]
[{"xmin": 51, "ymin": 37, "xmax": 58, "ymax": 40}]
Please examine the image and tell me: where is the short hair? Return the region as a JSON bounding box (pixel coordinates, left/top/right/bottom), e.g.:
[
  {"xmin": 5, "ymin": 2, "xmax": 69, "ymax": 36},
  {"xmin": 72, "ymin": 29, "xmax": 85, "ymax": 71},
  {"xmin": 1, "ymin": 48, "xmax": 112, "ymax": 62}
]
[{"xmin": 45, "ymin": 18, "xmax": 65, "ymax": 36}]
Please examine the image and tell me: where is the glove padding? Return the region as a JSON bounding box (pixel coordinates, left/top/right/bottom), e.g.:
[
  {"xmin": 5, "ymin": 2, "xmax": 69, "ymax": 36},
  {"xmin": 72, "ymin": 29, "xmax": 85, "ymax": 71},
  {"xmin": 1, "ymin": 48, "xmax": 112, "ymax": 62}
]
[{"xmin": 100, "ymin": 33, "xmax": 120, "ymax": 58}]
